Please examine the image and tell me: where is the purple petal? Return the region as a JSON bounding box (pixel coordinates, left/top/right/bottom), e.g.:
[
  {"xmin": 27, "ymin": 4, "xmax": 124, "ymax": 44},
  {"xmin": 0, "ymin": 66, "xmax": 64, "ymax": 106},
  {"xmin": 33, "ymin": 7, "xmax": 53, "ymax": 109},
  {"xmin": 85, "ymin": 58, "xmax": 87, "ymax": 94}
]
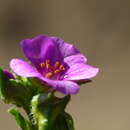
[
  {"xmin": 64, "ymin": 54, "xmax": 87, "ymax": 66},
  {"xmin": 40, "ymin": 77, "xmax": 80, "ymax": 95},
  {"xmin": 21, "ymin": 35, "xmax": 62, "ymax": 66},
  {"xmin": 63, "ymin": 63, "xmax": 99, "ymax": 81},
  {"xmin": 10, "ymin": 59, "xmax": 42, "ymax": 77},
  {"xmin": 51, "ymin": 37, "xmax": 80, "ymax": 58}
]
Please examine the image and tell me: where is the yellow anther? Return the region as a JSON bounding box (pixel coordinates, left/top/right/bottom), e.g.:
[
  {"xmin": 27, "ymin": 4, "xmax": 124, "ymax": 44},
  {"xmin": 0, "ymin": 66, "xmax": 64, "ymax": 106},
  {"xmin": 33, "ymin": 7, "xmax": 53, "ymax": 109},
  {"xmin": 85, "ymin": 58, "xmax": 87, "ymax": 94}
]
[
  {"xmin": 46, "ymin": 64, "xmax": 50, "ymax": 69},
  {"xmin": 59, "ymin": 65, "xmax": 65, "ymax": 71},
  {"xmin": 46, "ymin": 60, "xmax": 51, "ymax": 69},
  {"xmin": 54, "ymin": 69, "xmax": 60, "ymax": 74},
  {"xmin": 40, "ymin": 62, "xmax": 45, "ymax": 68},
  {"xmin": 45, "ymin": 72, "xmax": 54, "ymax": 78},
  {"xmin": 54, "ymin": 61, "xmax": 60, "ymax": 68}
]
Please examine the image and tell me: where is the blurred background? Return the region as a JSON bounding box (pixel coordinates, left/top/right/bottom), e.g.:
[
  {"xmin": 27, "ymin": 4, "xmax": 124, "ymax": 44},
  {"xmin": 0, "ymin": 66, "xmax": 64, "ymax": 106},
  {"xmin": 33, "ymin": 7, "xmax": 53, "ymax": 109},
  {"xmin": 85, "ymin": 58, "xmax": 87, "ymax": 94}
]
[{"xmin": 0, "ymin": 0, "xmax": 130, "ymax": 130}]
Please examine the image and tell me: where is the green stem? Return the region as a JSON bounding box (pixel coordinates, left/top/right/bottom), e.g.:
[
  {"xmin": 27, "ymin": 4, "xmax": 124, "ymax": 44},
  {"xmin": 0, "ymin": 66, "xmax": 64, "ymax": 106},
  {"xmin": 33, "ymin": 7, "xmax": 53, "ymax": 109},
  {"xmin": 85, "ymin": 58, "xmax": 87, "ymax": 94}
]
[
  {"xmin": 29, "ymin": 93, "xmax": 74, "ymax": 130},
  {"xmin": 9, "ymin": 93, "xmax": 74, "ymax": 130}
]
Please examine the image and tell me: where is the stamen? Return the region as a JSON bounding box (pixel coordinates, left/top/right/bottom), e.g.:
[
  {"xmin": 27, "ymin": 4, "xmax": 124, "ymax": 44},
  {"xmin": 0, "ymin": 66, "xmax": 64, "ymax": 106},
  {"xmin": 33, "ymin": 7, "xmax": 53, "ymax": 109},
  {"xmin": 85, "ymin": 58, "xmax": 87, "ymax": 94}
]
[
  {"xmin": 54, "ymin": 69, "xmax": 60, "ymax": 74},
  {"xmin": 59, "ymin": 65, "xmax": 65, "ymax": 71},
  {"xmin": 40, "ymin": 60, "xmax": 66, "ymax": 79},
  {"xmin": 46, "ymin": 64, "xmax": 50, "ymax": 69},
  {"xmin": 46, "ymin": 60, "xmax": 51, "ymax": 69},
  {"xmin": 45, "ymin": 72, "xmax": 54, "ymax": 78},
  {"xmin": 40, "ymin": 62, "xmax": 45, "ymax": 68},
  {"xmin": 54, "ymin": 61, "xmax": 60, "ymax": 68}
]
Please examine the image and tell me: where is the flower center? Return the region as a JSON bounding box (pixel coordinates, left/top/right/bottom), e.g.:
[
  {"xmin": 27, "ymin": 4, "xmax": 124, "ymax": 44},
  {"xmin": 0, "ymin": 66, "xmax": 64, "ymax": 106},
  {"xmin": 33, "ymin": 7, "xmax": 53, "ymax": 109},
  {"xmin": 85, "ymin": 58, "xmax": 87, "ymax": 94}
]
[{"xmin": 40, "ymin": 60, "xmax": 65, "ymax": 79}]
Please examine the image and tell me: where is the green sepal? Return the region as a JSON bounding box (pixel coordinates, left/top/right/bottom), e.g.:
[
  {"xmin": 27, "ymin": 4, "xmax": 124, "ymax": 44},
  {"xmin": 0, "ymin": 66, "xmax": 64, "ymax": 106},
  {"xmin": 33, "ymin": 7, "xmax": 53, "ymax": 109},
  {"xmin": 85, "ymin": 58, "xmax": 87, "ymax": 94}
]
[
  {"xmin": 0, "ymin": 68, "xmax": 28, "ymax": 106},
  {"xmin": 17, "ymin": 76, "xmax": 50, "ymax": 95},
  {"xmin": 8, "ymin": 107, "xmax": 32, "ymax": 130},
  {"xmin": 53, "ymin": 112, "xmax": 74, "ymax": 130},
  {"xmin": 64, "ymin": 112, "xmax": 75, "ymax": 130},
  {"xmin": 31, "ymin": 93, "xmax": 72, "ymax": 130},
  {"xmin": 0, "ymin": 68, "xmax": 48, "ymax": 111},
  {"xmin": 8, "ymin": 79, "xmax": 32, "ymax": 110},
  {"xmin": 0, "ymin": 68, "xmax": 11, "ymax": 103}
]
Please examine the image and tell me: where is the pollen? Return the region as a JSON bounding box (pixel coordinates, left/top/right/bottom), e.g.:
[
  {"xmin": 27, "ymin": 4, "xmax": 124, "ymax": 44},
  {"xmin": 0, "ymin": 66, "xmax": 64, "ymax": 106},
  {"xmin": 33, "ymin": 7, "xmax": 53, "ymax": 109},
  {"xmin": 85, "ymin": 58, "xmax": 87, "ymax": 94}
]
[
  {"xmin": 40, "ymin": 60, "xmax": 66, "ymax": 79},
  {"xmin": 46, "ymin": 60, "xmax": 51, "ymax": 69},
  {"xmin": 59, "ymin": 65, "xmax": 65, "ymax": 71},
  {"xmin": 54, "ymin": 69, "xmax": 60, "ymax": 74},
  {"xmin": 45, "ymin": 72, "xmax": 54, "ymax": 78},
  {"xmin": 54, "ymin": 61, "xmax": 60, "ymax": 68},
  {"xmin": 40, "ymin": 62, "xmax": 45, "ymax": 68}
]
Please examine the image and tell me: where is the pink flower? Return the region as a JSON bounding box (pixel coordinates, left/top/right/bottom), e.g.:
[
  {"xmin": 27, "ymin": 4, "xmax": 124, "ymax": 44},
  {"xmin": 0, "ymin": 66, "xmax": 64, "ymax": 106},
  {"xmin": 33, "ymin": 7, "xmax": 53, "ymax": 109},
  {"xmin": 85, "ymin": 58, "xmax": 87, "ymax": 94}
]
[{"xmin": 10, "ymin": 35, "xmax": 99, "ymax": 94}]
